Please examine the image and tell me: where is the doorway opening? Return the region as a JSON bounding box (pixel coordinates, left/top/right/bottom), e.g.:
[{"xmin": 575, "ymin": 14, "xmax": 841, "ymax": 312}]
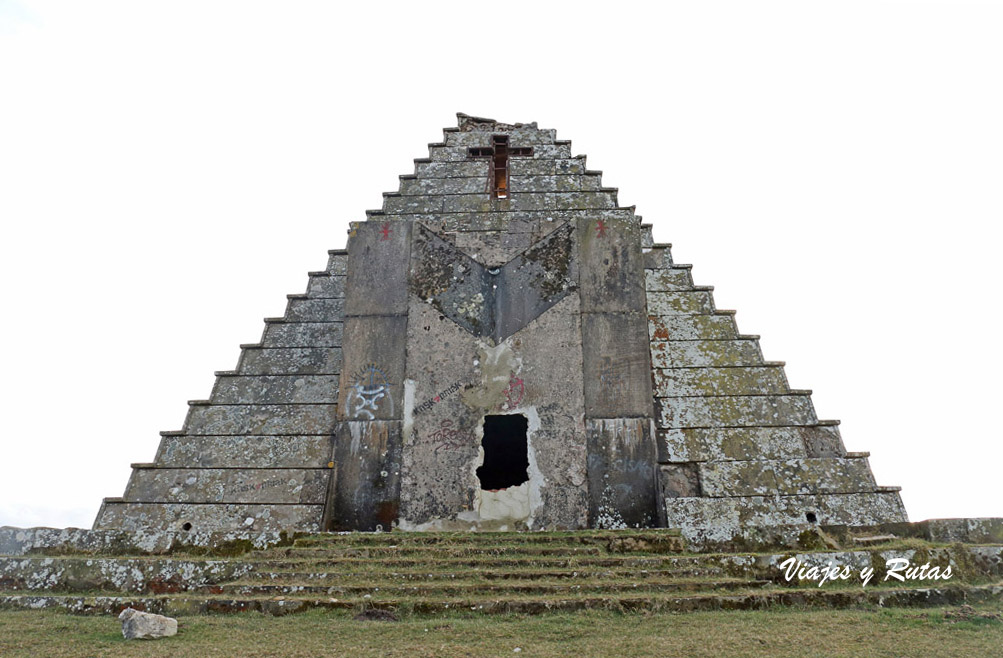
[{"xmin": 476, "ymin": 414, "xmax": 529, "ymax": 491}]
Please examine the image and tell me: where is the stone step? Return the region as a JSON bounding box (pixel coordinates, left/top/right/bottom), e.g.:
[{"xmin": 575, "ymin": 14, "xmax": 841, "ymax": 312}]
[
  {"xmin": 649, "ymin": 314, "xmax": 738, "ymax": 341},
  {"xmin": 288, "ymin": 529, "xmax": 682, "ymax": 547},
  {"xmin": 3, "ymin": 583, "xmax": 999, "ymax": 616},
  {"xmin": 243, "ymin": 566, "xmax": 727, "ymax": 582},
  {"xmin": 261, "ymin": 321, "xmax": 343, "ymax": 348},
  {"xmin": 656, "ymin": 394, "xmax": 817, "ymax": 429},
  {"xmin": 237, "ymin": 346, "xmax": 343, "ymax": 376},
  {"xmin": 183, "ymin": 403, "xmax": 339, "ymax": 436},
  {"xmin": 650, "ymin": 338, "xmax": 763, "ymax": 368},
  {"xmin": 247, "ymin": 556, "xmax": 701, "ymax": 571},
  {"xmin": 261, "ymin": 545, "xmax": 607, "ymax": 559},
  {"xmin": 653, "ymin": 366, "xmax": 789, "ymax": 397},
  {"xmin": 207, "ymin": 578, "xmax": 770, "ymax": 598}
]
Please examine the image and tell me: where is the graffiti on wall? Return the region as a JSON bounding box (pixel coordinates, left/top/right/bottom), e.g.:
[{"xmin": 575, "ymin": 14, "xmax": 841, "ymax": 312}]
[
  {"xmin": 231, "ymin": 477, "xmax": 287, "ymax": 495},
  {"xmin": 346, "ymin": 363, "xmax": 393, "ymax": 420},
  {"xmin": 414, "ymin": 381, "xmax": 464, "ymax": 416},
  {"xmin": 499, "ymin": 373, "xmax": 525, "ymax": 411},
  {"xmin": 427, "ymin": 420, "xmax": 476, "ymax": 456}
]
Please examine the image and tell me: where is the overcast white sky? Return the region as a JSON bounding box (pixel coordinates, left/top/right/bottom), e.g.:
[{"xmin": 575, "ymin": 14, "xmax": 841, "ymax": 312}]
[{"xmin": 1, "ymin": 1, "xmax": 1001, "ymax": 529}]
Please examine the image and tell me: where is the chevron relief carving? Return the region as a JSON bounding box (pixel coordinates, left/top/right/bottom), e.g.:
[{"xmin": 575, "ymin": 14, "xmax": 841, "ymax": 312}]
[{"xmin": 409, "ymin": 222, "xmax": 577, "ymax": 344}]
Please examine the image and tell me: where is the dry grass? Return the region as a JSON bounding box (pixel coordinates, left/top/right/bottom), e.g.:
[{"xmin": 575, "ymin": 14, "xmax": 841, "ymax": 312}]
[{"xmin": 1, "ymin": 604, "xmax": 1002, "ymax": 658}]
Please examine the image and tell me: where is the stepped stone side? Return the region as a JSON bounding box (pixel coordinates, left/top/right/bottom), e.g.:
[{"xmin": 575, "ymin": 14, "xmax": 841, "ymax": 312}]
[
  {"xmin": 644, "ymin": 244, "xmax": 907, "ymax": 544},
  {"xmin": 93, "ymin": 254, "xmax": 348, "ymax": 534}
]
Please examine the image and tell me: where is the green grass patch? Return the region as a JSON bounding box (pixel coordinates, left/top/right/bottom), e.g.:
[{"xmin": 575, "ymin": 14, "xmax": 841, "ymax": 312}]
[{"xmin": 1, "ymin": 604, "xmax": 1001, "ymax": 658}]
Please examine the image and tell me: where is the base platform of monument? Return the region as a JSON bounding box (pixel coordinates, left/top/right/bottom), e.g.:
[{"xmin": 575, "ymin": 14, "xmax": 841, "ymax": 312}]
[{"xmin": 1, "ymin": 521, "xmax": 1001, "ymax": 615}]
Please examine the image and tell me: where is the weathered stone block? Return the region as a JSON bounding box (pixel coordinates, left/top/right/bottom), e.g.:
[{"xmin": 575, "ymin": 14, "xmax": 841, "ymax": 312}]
[
  {"xmin": 660, "ymin": 463, "xmax": 702, "ymax": 498},
  {"xmin": 0, "ymin": 556, "xmax": 253, "ymax": 593},
  {"xmin": 331, "ymin": 420, "xmax": 402, "ymax": 531},
  {"xmin": 507, "ymin": 175, "xmax": 599, "ymax": 192},
  {"xmin": 238, "ymin": 347, "xmax": 342, "ymax": 375},
  {"xmin": 184, "ymin": 404, "xmax": 338, "ymax": 435},
  {"xmin": 305, "ymin": 274, "xmax": 345, "ymax": 299},
  {"xmin": 645, "ymin": 268, "xmax": 693, "ymax": 291},
  {"xmin": 508, "ymin": 158, "xmax": 556, "ymax": 175},
  {"xmin": 581, "ymin": 312, "xmax": 654, "ymax": 418},
  {"xmin": 344, "ymin": 220, "xmax": 412, "ymax": 316},
  {"xmin": 646, "ymin": 291, "xmax": 715, "ymax": 315},
  {"xmin": 508, "ymin": 191, "xmax": 616, "ymax": 212},
  {"xmin": 261, "ymin": 322, "xmax": 343, "ymax": 348},
  {"xmin": 400, "ymin": 177, "xmax": 487, "ymax": 195},
  {"xmin": 384, "ymin": 194, "xmax": 447, "ymax": 214},
  {"xmin": 155, "ymin": 436, "xmax": 333, "ymax": 468},
  {"xmin": 444, "ymin": 128, "xmax": 556, "ymax": 147},
  {"xmin": 642, "ymin": 246, "xmax": 674, "ymax": 269},
  {"xmin": 640, "ymin": 225, "xmax": 654, "ymax": 248},
  {"xmin": 656, "ymin": 394, "xmax": 817, "ymax": 429},
  {"xmin": 653, "ymin": 366, "xmax": 788, "ymax": 397},
  {"xmin": 326, "ymin": 252, "xmax": 347, "ymax": 275},
  {"xmin": 648, "ymin": 314, "xmax": 737, "ymax": 340},
  {"xmin": 650, "ymin": 339, "xmax": 763, "ymax": 368},
  {"xmin": 211, "ymin": 375, "xmax": 340, "ymax": 404},
  {"xmin": 586, "ymin": 418, "xmax": 659, "ymax": 529},
  {"xmin": 658, "ymin": 426, "xmax": 842, "ymax": 463},
  {"xmin": 698, "ymin": 458, "xmax": 877, "ymax": 497},
  {"xmin": 577, "ymin": 216, "xmax": 646, "ymax": 313},
  {"xmin": 804, "ymin": 426, "xmax": 847, "ymax": 457},
  {"xmin": 284, "ymin": 298, "xmax": 345, "ymax": 322},
  {"xmin": 555, "ymin": 158, "xmax": 587, "ymax": 174},
  {"xmin": 664, "ymin": 492, "xmax": 908, "ymax": 546},
  {"xmin": 93, "ymin": 502, "xmax": 324, "ymax": 533},
  {"xmin": 124, "ymin": 468, "xmax": 329, "ymax": 504},
  {"xmin": 415, "ymin": 161, "xmax": 490, "ymax": 178}
]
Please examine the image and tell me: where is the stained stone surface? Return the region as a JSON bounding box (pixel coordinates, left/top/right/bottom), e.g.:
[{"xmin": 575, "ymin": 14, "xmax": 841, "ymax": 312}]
[
  {"xmin": 119, "ymin": 608, "xmax": 178, "ymax": 640},
  {"xmin": 93, "ymin": 113, "xmax": 907, "ymax": 539}
]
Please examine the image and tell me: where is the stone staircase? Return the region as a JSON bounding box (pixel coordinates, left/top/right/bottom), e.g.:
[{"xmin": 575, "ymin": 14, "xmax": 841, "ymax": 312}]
[
  {"xmin": 2, "ymin": 529, "xmax": 1001, "ymax": 616},
  {"xmin": 642, "ymin": 241, "xmax": 908, "ymax": 546}
]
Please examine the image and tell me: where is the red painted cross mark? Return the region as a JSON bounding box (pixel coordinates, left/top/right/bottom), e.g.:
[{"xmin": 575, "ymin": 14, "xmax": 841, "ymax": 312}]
[
  {"xmin": 468, "ymin": 135, "xmax": 533, "ymax": 199},
  {"xmin": 379, "ymin": 223, "xmax": 391, "ymax": 241},
  {"xmin": 595, "ymin": 219, "xmax": 608, "ymax": 238}
]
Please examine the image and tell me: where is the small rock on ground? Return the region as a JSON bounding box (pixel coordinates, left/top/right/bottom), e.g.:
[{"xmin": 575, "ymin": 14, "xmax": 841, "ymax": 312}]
[{"xmin": 118, "ymin": 607, "xmax": 179, "ymax": 639}]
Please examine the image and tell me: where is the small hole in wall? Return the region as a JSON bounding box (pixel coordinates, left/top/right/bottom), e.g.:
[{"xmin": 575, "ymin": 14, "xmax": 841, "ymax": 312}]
[
  {"xmin": 477, "ymin": 414, "xmax": 529, "ymax": 491},
  {"xmin": 181, "ymin": 522, "xmax": 192, "ymax": 532},
  {"xmin": 805, "ymin": 511, "xmax": 818, "ymax": 524}
]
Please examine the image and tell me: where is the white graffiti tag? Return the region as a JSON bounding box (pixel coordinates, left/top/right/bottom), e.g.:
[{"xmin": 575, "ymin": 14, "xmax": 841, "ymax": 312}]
[{"xmin": 346, "ymin": 364, "xmax": 393, "ymax": 420}]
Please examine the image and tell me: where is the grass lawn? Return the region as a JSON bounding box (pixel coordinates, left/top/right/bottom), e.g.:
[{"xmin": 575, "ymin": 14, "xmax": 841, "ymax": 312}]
[{"xmin": 0, "ymin": 604, "xmax": 1001, "ymax": 658}]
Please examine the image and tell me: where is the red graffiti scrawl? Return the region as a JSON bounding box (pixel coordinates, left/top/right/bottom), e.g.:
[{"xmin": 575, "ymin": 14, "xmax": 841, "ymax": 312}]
[
  {"xmin": 379, "ymin": 223, "xmax": 392, "ymax": 241},
  {"xmin": 500, "ymin": 374, "xmax": 525, "ymax": 411},
  {"xmin": 595, "ymin": 219, "xmax": 608, "ymax": 238}
]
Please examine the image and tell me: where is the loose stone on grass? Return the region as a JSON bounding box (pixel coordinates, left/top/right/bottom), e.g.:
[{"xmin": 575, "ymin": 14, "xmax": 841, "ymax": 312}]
[{"xmin": 118, "ymin": 607, "xmax": 178, "ymax": 639}]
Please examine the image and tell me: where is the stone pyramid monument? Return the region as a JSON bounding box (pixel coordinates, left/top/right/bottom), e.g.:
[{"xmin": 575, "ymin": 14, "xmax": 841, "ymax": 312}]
[{"xmin": 94, "ymin": 114, "xmax": 907, "ymax": 545}]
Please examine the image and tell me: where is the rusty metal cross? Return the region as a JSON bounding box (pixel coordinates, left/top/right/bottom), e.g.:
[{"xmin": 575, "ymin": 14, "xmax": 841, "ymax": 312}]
[{"xmin": 468, "ymin": 135, "xmax": 533, "ymax": 199}]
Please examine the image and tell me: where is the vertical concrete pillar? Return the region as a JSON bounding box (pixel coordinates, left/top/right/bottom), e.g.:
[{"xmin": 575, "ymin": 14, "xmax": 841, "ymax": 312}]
[
  {"xmin": 577, "ymin": 216, "xmax": 660, "ymax": 528},
  {"xmin": 330, "ymin": 220, "xmax": 412, "ymax": 530}
]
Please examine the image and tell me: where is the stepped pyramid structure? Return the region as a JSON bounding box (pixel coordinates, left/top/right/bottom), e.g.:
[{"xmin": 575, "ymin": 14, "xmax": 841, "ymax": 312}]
[{"xmin": 94, "ymin": 114, "xmax": 907, "ymax": 545}]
